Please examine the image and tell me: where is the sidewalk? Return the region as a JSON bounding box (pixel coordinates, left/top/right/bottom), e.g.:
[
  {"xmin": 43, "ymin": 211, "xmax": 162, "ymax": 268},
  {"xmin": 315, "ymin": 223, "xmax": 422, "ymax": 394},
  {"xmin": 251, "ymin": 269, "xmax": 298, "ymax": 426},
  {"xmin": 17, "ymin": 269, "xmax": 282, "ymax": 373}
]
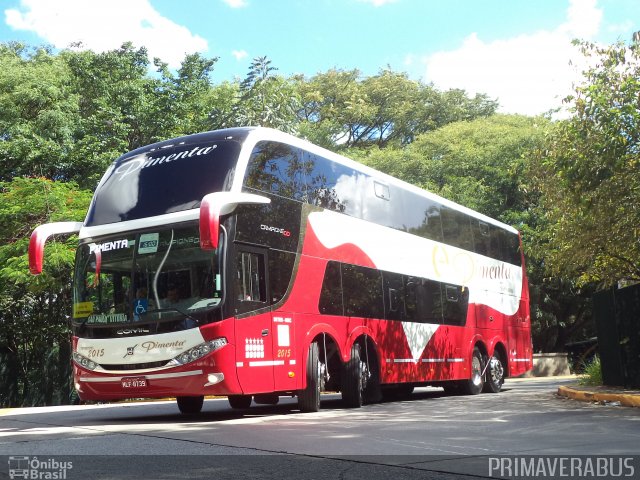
[{"xmin": 558, "ymin": 383, "xmax": 640, "ymax": 407}]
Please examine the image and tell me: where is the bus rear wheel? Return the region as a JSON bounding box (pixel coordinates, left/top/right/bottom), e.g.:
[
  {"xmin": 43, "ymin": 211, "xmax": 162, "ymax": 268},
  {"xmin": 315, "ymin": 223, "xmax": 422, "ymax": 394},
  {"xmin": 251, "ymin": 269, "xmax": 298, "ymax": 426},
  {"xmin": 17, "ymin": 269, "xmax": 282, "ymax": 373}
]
[
  {"xmin": 298, "ymin": 342, "xmax": 324, "ymax": 412},
  {"xmin": 483, "ymin": 352, "xmax": 505, "ymax": 393},
  {"xmin": 342, "ymin": 343, "xmax": 369, "ymax": 408},
  {"xmin": 177, "ymin": 395, "xmax": 204, "ymax": 414},
  {"xmin": 228, "ymin": 395, "xmax": 252, "ymax": 409}
]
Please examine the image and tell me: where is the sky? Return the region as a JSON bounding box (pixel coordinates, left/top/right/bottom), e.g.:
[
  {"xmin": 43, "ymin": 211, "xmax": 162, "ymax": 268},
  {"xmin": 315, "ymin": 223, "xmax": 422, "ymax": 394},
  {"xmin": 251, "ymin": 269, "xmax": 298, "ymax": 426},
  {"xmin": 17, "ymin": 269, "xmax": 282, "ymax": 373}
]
[{"xmin": 1, "ymin": 0, "xmax": 638, "ymax": 116}]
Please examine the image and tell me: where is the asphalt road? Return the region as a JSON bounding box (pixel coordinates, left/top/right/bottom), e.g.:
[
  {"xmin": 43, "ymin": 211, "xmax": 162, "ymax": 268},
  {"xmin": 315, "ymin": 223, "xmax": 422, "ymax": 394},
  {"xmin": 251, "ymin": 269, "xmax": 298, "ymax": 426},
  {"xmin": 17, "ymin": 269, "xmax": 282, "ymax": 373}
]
[{"xmin": 1, "ymin": 377, "xmax": 639, "ymax": 479}]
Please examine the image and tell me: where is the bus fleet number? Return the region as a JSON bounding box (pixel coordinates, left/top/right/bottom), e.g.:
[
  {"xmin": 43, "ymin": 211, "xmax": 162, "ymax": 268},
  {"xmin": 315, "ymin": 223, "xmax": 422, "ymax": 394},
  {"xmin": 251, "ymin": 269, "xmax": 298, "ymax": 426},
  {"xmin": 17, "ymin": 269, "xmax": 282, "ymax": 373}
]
[{"xmin": 277, "ymin": 349, "xmax": 291, "ymax": 358}]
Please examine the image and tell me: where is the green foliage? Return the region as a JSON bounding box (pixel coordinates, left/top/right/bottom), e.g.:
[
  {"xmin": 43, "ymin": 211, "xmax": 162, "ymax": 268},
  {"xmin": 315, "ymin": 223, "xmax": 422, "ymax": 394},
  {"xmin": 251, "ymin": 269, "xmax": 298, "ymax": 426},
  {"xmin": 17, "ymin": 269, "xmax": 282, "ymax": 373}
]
[
  {"xmin": 579, "ymin": 356, "xmax": 602, "ymax": 386},
  {"xmin": 210, "ymin": 56, "xmax": 300, "ymax": 133},
  {"xmin": 0, "ymin": 178, "xmax": 92, "ymax": 407},
  {"xmin": 532, "ymin": 40, "xmax": 640, "ymax": 286},
  {"xmin": 0, "ymin": 43, "xmax": 79, "ymax": 183},
  {"xmin": 0, "ymin": 42, "xmax": 221, "ymax": 189},
  {"xmin": 296, "ymin": 68, "xmax": 498, "ymax": 149}
]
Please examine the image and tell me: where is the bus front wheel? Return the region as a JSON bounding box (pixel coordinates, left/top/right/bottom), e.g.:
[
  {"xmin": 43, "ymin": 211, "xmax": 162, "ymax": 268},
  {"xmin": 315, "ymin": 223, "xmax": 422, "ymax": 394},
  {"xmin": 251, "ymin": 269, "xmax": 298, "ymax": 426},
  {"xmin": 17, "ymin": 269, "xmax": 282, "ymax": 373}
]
[
  {"xmin": 461, "ymin": 347, "xmax": 485, "ymax": 395},
  {"xmin": 177, "ymin": 395, "xmax": 204, "ymax": 414}
]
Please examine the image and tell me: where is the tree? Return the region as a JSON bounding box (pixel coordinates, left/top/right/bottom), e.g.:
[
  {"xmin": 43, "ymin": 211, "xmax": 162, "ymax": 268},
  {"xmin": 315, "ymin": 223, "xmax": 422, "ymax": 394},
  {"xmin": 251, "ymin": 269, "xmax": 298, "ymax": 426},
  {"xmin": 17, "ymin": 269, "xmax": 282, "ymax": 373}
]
[
  {"xmin": 0, "ymin": 178, "xmax": 92, "ymax": 407},
  {"xmin": 153, "ymin": 52, "xmax": 219, "ymax": 136},
  {"xmin": 296, "ymin": 69, "xmax": 498, "ymax": 149},
  {"xmin": 210, "ymin": 56, "xmax": 300, "ymax": 133},
  {"xmin": 0, "ymin": 42, "xmax": 222, "ymax": 190},
  {"xmin": 531, "ymin": 40, "xmax": 640, "ymax": 286},
  {"xmin": 0, "ymin": 43, "xmax": 79, "ymax": 183}
]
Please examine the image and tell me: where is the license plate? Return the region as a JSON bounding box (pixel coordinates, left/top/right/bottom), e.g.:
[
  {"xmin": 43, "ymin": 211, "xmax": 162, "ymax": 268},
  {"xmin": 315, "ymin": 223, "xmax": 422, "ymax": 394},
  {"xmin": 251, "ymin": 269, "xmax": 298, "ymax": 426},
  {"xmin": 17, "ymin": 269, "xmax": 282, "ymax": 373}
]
[{"xmin": 121, "ymin": 377, "xmax": 148, "ymax": 388}]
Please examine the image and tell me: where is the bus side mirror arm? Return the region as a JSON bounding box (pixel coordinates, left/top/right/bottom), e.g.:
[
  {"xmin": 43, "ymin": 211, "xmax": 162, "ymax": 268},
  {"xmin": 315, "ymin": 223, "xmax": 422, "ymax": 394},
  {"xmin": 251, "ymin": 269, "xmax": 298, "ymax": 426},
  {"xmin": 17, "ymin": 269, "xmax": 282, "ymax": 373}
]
[
  {"xmin": 199, "ymin": 192, "xmax": 271, "ymax": 250},
  {"xmin": 29, "ymin": 222, "xmax": 83, "ymax": 275}
]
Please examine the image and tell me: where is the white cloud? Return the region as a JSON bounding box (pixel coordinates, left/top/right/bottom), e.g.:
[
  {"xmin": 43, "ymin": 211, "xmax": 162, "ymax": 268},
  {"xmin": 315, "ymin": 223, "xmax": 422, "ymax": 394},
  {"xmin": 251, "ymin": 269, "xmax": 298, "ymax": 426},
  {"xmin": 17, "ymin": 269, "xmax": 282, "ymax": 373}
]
[
  {"xmin": 356, "ymin": 0, "xmax": 399, "ymax": 7},
  {"xmin": 222, "ymin": 0, "xmax": 248, "ymax": 7},
  {"xmin": 232, "ymin": 49, "xmax": 248, "ymax": 61},
  {"xmin": 4, "ymin": 0, "xmax": 208, "ymax": 68},
  {"xmin": 423, "ymin": 0, "xmax": 603, "ymax": 115}
]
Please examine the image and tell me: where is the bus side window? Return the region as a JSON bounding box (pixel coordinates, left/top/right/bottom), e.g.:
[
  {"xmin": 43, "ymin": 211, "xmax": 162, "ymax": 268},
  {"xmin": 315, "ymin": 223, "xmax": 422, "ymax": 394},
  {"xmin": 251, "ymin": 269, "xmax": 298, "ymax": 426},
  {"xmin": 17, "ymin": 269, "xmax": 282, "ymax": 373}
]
[
  {"xmin": 473, "ymin": 221, "xmax": 491, "ymax": 256},
  {"xmin": 245, "ymin": 141, "xmax": 306, "ymax": 201},
  {"xmin": 269, "ymin": 250, "xmax": 296, "ymax": 305},
  {"xmin": 405, "ymin": 277, "xmax": 444, "ymax": 324},
  {"xmin": 236, "ymin": 251, "xmax": 267, "ymax": 311},
  {"xmin": 501, "ymin": 230, "xmax": 522, "ymax": 266},
  {"xmin": 383, "ymin": 271, "xmax": 404, "ymax": 321},
  {"xmin": 442, "ymin": 284, "xmax": 469, "ymax": 326},
  {"xmin": 342, "ymin": 264, "xmax": 384, "ymax": 319},
  {"xmin": 319, "ymin": 261, "xmax": 343, "ymax": 315},
  {"xmin": 488, "ymin": 225, "xmax": 503, "ymax": 262},
  {"xmin": 304, "ymin": 151, "xmax": 352, "ymax": 213},
  {"xmin": 441, "ymin": 206, "xmax": 473, "ymax": 251}
]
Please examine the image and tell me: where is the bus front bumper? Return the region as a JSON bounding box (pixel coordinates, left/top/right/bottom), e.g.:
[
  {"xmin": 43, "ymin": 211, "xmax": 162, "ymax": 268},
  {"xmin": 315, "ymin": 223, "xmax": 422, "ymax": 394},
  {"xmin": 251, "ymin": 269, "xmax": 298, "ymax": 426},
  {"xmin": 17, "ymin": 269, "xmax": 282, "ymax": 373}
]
[{"xmin": 74, "ymin": 361, "xmax": 240, "ymax": 401}]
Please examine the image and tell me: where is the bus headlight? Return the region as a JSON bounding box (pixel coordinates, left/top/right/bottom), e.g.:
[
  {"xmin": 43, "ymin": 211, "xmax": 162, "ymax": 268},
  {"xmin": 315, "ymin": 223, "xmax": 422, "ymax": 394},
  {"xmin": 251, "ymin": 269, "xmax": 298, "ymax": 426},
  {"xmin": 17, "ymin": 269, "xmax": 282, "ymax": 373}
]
[
  {"xmin": 72, "ymin": 352, "xmax": 98, "ymax": 371},
  {"xmin": 167, "ymin": 337, "xmax": 227, "ymax": 366}
]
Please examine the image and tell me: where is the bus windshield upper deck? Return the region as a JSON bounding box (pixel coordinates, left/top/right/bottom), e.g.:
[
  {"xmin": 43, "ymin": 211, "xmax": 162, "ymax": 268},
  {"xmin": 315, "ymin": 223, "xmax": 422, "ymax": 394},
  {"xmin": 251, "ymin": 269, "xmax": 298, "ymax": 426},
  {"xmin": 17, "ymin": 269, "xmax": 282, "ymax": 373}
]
[{"xmin": 85, "ymin": 132, "xmax": 247, "ymax": 226}]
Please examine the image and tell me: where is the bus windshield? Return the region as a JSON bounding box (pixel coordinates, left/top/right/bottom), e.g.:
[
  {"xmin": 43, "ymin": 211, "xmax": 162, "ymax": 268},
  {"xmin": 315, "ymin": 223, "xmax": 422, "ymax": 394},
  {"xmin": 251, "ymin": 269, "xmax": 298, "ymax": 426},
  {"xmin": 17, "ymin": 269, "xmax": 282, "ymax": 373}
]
[
  {"xmin": 72, "ymin": 226, "xmax": 222, "ymax": 326},
  {"xmin": 85, "ymin": 138, "xmax": 240, "ymax": 226}
]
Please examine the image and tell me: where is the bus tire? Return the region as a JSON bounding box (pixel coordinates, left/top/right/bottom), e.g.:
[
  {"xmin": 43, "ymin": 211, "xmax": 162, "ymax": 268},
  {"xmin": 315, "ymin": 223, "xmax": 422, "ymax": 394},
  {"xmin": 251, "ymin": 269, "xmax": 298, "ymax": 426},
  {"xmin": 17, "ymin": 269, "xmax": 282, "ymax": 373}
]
[
  {"xmin": 483, "ymin": 352, "xmax": 505, "ymax": 393},
  {"xmin": 298, "ymin": 342, "xmax": 323, "ymax": 412},
  {"xmin": 177, "ymin": 395, "xmax": 204, "ymax": 414},
  {"xmin": 461, "ymin": 347, "xmax": 485, "ymax": 395},
  {"xmin": 228, "ymin": 395, "xmax": 252, "ymax": 409},
  {"xmin": 342, "ymin": 343, "xmax": 368, "ymax": 408}
]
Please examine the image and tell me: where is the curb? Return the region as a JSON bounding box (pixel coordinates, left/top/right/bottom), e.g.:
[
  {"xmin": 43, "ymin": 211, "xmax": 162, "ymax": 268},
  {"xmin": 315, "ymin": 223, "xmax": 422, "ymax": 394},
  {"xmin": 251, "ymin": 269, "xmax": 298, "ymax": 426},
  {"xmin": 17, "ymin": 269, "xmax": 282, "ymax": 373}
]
[{"xmin": 558, "ymin": 385, "xmax": 640, "ymax": 408}]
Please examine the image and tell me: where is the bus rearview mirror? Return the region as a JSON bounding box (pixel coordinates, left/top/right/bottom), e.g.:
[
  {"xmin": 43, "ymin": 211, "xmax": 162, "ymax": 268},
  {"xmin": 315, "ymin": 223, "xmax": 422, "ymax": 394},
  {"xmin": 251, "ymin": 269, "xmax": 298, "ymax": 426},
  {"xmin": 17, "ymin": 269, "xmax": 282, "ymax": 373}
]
[
  {"xmin": 199, "ymin": 192, "xmax": 271, "ymax": 250},
  {"xmin": 29, "ymin": 222, "xmax": 83, "ymax": 275}
]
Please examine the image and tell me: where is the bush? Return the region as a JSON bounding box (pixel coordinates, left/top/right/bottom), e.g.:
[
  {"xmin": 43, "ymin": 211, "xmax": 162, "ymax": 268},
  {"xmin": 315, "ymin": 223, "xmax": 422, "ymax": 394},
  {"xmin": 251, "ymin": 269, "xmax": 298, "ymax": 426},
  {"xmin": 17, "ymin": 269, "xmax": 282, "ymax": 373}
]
[{"xmin": 578, "ymin": 355, "xmax": 602, "ymax": 386}]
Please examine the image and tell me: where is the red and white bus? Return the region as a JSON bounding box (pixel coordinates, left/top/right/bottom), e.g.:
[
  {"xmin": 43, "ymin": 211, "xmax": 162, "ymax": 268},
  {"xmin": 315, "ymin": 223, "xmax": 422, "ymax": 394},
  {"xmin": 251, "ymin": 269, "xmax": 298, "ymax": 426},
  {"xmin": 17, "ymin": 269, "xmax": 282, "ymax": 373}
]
[{"xmin": 29, "ymin": 127, "xmax": 532, "ymax": 413}]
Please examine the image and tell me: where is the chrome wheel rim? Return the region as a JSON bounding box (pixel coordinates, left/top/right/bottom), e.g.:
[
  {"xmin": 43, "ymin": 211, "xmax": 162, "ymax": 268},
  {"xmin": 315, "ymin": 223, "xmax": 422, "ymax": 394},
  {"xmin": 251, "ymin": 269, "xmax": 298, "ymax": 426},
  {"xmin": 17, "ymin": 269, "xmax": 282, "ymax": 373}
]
[
  {"xmin": 490, "ymin": 357, "xmax": 504, "ymax": 385},
  {"xmin": 471, "ymin": 355, "xmax": 482, "ymax": 386}
]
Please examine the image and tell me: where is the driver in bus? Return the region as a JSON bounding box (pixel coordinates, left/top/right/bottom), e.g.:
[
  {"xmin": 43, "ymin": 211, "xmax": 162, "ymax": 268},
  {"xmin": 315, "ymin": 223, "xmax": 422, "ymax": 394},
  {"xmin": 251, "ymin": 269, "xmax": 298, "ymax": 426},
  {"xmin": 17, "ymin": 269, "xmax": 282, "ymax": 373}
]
[{"xmin": 160, "ymin": 284, "xmax": 181, "ymax": 308}]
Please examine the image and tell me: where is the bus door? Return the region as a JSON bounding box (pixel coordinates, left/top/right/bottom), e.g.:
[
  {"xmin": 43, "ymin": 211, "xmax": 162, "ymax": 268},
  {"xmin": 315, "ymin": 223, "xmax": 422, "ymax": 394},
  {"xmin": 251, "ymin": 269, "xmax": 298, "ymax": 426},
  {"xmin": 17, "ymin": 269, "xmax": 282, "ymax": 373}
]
[
  {"xmin": 508, "ymin": 296, "xmax": 532, "ymax": 372},
  {"xmin": 233, "ymin": 246, "xmax": 275, "ymax": 394}
]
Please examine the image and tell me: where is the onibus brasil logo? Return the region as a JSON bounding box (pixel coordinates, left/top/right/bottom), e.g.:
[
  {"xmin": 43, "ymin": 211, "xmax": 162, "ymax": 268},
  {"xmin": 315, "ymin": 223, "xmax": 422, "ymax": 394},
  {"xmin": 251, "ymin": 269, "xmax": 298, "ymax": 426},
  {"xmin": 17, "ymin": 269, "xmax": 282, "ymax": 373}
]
[{"xmin": 8, "ymin": 456, "xmax": 73, "ymax": 479}]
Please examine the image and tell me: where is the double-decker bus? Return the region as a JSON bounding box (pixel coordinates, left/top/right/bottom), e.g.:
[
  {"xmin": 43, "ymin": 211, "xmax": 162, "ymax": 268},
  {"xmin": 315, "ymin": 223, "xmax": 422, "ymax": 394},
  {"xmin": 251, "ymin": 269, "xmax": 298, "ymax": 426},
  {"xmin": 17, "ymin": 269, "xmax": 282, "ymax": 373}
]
[{"xmin": 29, "ymin": 127, "xmax": 532, "ymax": 414}]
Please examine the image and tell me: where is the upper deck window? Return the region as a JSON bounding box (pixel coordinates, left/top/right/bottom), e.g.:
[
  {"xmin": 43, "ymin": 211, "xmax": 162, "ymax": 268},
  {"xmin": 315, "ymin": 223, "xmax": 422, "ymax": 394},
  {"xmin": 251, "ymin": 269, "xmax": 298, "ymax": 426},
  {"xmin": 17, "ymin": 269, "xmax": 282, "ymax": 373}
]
[
  {"xmin": 243, "ymin": 139, "xmax": 521, "ymax": 267},
  {"xmin": 86, "ymin": 139, "xmax": 241, "ymax": 226}
]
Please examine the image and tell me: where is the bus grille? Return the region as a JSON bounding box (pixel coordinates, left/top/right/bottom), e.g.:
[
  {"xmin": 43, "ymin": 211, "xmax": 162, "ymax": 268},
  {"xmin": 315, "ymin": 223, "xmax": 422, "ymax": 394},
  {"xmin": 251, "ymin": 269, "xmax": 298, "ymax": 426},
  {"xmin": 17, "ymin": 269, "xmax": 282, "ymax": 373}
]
[{"xmin": 99, "ymin": 361, "xmax": 169, "ymax": 371}]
